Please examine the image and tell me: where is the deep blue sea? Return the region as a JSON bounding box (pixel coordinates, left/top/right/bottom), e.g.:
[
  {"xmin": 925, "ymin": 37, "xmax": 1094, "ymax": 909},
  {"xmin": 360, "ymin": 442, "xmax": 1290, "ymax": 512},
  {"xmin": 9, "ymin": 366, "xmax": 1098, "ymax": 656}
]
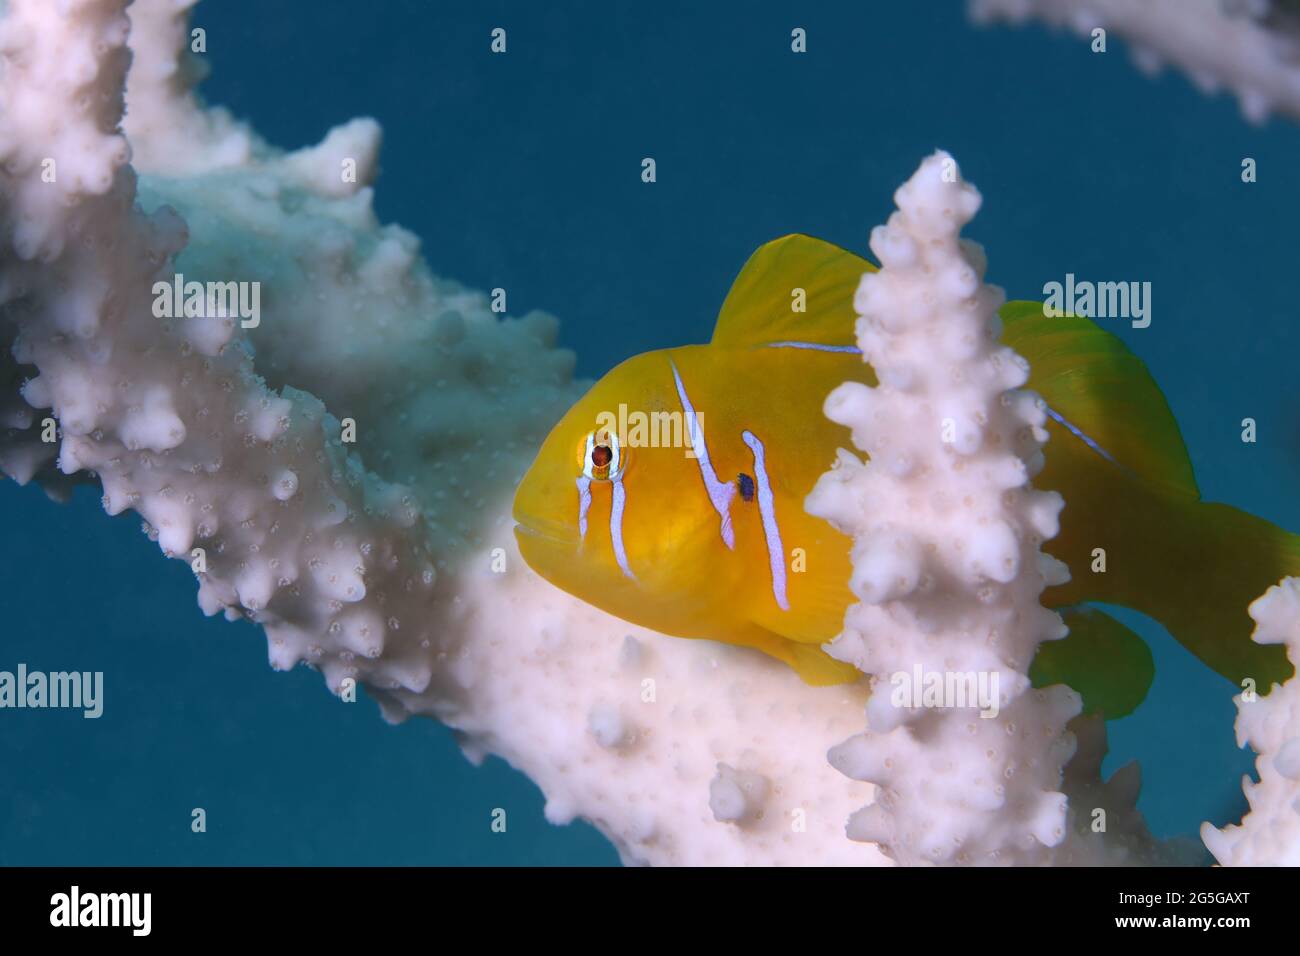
[{"xmin": 3, "ymin": 0, "xmax": 1298, "ymax": 865}]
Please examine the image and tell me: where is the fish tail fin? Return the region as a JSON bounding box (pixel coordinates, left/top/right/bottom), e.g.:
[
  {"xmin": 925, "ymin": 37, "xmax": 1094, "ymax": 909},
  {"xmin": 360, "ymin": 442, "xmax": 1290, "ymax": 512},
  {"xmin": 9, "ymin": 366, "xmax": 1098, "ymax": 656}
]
[
  {"xmin": 1119, "ymin": 494, "xmax": 1296, "ymax": 691},
  {"xmin": 999, "ymin": 300, "xmax": 1295, "ymax": 692}
]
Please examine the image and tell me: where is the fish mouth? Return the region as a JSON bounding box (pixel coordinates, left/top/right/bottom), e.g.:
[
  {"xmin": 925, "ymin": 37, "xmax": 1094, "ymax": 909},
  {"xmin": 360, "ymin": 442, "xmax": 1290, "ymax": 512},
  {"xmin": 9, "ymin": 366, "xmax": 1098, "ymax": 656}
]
[
  {"xmin": 513, "ymin": 521, "xmax": 576, "ymax": 547},
  {"xmin": 513, "ymin": 520, "xmax": 584, "ymax": 591},
  {"xmin": 512, "ymin": 519, "xmax": 582, "ymax": 559}
]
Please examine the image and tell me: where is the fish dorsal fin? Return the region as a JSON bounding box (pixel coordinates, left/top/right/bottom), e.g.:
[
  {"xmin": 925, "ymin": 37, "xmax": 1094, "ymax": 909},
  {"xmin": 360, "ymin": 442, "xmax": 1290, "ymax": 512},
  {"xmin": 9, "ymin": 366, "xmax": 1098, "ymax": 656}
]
[
  {"xmin": 712, "ymin": 234, "xmax": 877, "ymax": 351},
  {"xmin": 999, "ymin": 300, "xmax": 1199, "ymax": 497}
]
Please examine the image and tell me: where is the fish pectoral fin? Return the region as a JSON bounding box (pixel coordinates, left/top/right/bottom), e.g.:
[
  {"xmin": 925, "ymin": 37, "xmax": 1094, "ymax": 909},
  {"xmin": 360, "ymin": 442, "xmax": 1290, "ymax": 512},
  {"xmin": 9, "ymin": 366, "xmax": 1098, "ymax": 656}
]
[
  {"xmin": 1029, "ymin": 605, "xmax": 1155, "ymax": 719},
  {"xmin": 725, "ymin": 622, "xmax": 863, "ymax": 687},
  {"xmin": 712, "ymin": 234, "xmax": 878, "ymax": 359},
  {"xmin": 785, "ymin": 641, "xmax": 864, "ymax": 686}
]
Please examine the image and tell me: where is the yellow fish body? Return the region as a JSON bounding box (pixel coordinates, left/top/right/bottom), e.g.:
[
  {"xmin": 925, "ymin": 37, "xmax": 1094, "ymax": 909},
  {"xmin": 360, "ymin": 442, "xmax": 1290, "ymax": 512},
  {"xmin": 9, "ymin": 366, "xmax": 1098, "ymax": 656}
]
[{"xmin": 514, "ymin": 235, "xmax": 1297, "ymax": 711}]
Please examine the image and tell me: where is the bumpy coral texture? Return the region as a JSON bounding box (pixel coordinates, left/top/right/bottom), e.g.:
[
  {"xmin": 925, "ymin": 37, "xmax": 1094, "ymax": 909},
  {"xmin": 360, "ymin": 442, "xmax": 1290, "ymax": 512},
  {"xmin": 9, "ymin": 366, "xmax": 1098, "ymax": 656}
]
[
  {"xmin": 805, "ymin": 152, "xmax": 1166, "ymax": 865},
  {"xmin": 1202, "ymin": 578, "xmax": 1300, "ymax": 866}
]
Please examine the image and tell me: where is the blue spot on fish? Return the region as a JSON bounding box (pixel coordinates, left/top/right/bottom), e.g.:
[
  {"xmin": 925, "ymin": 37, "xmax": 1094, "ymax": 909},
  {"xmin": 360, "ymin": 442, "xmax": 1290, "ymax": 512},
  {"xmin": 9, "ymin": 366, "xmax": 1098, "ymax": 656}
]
[{"xmin": 737, "ymin": 473, "xmax": 755, "ymax": 501}]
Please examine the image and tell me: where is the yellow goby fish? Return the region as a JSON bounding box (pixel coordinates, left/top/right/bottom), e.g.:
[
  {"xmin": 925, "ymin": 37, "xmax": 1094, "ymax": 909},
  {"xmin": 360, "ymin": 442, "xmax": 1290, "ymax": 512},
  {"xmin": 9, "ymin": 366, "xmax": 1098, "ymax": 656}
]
[{"xmin": 513, "ymin": 235, "xmax": 1297, "ymax": 715}]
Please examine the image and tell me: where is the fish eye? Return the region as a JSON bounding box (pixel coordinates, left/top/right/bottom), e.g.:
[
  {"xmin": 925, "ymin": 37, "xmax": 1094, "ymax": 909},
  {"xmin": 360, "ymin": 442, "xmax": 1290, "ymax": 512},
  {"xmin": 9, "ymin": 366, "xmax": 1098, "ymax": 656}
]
[{"xmin": 579, "ymin": 428, "xmax": 626, "ymax": 481}]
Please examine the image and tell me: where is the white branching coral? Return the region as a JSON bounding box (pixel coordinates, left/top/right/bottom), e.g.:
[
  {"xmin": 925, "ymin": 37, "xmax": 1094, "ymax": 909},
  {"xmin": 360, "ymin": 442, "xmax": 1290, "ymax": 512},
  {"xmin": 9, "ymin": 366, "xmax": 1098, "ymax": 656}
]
[
  {"xmin": 1202, "ymin": 578, "xmax": 1300, "ymax": 865},
  {"xmin": 0, "ymin": 0, "xmax": 884, "ymax": 866},
  {"xmin": 971, "ymin": 0, "xmax": 1300, "ymax": 124},
  {"xmin": 806, "ymin": 152, "xmax": 1164, "ymax": 865}
]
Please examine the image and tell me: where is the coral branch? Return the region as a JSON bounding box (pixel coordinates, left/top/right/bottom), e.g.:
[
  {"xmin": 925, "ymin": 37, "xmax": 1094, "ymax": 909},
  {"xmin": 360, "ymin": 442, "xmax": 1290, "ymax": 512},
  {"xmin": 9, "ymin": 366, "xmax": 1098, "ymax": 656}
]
[
  {"xmin": 1202, "ymin": 578, "xmax": 1300, "ymax": 865},
  {"xmin": 807, "ymin": 152, "xmax": 1166, "ymax": 865},
  {"xmin": 971, "ymin": 0, "xmax": 1300, "ymax": 124}
]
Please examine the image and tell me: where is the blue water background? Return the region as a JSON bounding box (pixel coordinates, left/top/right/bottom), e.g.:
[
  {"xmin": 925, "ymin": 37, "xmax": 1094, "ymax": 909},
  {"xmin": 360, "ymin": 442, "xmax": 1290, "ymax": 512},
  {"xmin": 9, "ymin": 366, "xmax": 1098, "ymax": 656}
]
[{"xmin": 2, "ymin": 0, "xmax": 1297, "ymax": 864}]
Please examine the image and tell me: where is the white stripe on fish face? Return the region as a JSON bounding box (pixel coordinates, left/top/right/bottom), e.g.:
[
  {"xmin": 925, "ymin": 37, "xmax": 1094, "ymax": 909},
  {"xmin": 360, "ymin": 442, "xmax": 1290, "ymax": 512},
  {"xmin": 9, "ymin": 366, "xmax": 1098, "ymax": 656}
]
[
  {"xmin": 670, "ymin": 360, "xmax": 737, "ymax": 549},
  {"xmin": 576, "ymin": 476, "xmax": 592, "ymax": 539},
  {"xmin": 578, "ymin": 465, "xmax": 630, "ymax": 577},
  {"xmin": 610, "ymin": 475, "xmax": 633, "ymax": 578},
  {"xmin": 742, "ymin": 429, "xmax": 789, "ymax": 611}
]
